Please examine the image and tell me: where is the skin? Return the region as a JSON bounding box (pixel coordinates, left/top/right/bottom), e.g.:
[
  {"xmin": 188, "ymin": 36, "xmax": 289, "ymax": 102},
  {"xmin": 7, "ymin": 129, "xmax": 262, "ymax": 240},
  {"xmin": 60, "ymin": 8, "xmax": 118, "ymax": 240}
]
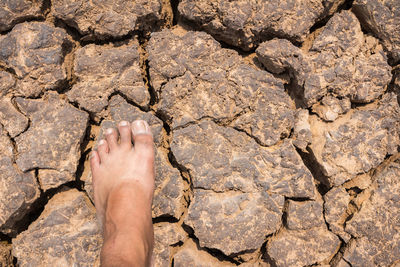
[{"xmin": 90, "ymin": 120, "xmax": 155, "ymax": 267}]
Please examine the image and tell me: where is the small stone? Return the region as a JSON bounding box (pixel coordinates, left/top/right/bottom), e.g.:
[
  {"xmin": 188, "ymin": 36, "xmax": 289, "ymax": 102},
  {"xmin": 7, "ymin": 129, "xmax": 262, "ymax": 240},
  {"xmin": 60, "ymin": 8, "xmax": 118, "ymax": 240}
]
[
  {"xmin": 351, "ymin": 188, "xmax": 374, "ymax": 211},
  {"xmin": 343, "ymin": 157, "xmax": 400, "ymax": 266},
  {"xmin": 0, "ymin": 71, "xmax": 16, "ymax": 96},
  {"xmin": 257, "ymin": 11, "xmax": 392, "ymax": 116},
  {"xmin": 286, "ymin": 199, "xmax": 325, "ymax": 230},
  {"xmin": 0, "ymin": 0, "xmax": 44, "ymax": 32},
  {"xmin": 15, "ymin": 92, "xmax": 88, "ymax": 188},
  {"xmin": 12, "ymin": 189, "xmax": 102, "ymax": 267},
  {"xmin": 52, "ymin": 0, "xmax": 165, "ymax": 39},
  {"xmin": 178, "ymin": 0, "xmax": 344, "ymax": 50},
  {"xmin": 324, "ymin": 187, "xmax": 351, "ymax": 242},
  {"xmin": 353, "ymin": 0, "xmax": 400, "ymax": 62},
  {"xmin": 267, "ymin": 196, "xmax": 340, "ymax": 266},
  {"xmin": 256, "ymin": 38, "xmax": 311, "ymax": 76},
  {"xmin": 229, "ymin": 65, "xmax": 295, "ymax": 147},
  {"xmin": 148, "ymin": 29, "xmax": 295, "ymax": 147},
  {"xmin": 38, "ymin": 169, "xmax": 73, "ymax": 191},
  {"xmin": 152, "ymin": 149, "xmax": 186, "ymax": 219},
  {"xmin": 0, "ymin": 22, "xmax": 72, "ymax": 97},
  {"xmin": 0, "ymin": 125, "xmax": 40, "ymax": 235},
  {"xmin": 308, "ymin": 11, "xmax": 391, "ymax": 105},
  {"xmin": 67, "ymin": 43, "xmax": 149, "ymax": 114},
  {"xmin": 0, "ymin": 96, "xmax": 28, "ymax": 137},
  {"xmin": 312, "ymin": 96, "xmax": 351, "ymax": 122},
  {"xmin": 0, "ymin": 127, "xmax": 39, "ymax": 235},
  {"xmin": 268, "ymin": 222, "xmax": 340, "ymax": 266},
  {"xmin": 309, "ymin": 93, "xmax": 400, "ymax": 186},
  {"xmin": 0, "ymin": 158, "xmax": 39, "ymax": 235},
  {"xmin": 0, "ymin": 242, "xmax": 12, "ymax": 267},
  {"xmin": 342, "ymin": 173, "xmax": 372, "ymax": 191},
  {"xmin": 153, "ymin": 223, "xmax": 186, "ymax": 267},
  {"xmin": 267, "ymin": 194, "xmax": 340, "ymax": 266},
  {"xmin": 292, "ymin": 109, "xmax": 312, "ymax": 151},
  {"xmin": 173, "ymin": 239, "xmax": 236, "ymax": 267},
  {"xmin": 186, "ymin": 190, "xmax": 284, "ymax": 256}
]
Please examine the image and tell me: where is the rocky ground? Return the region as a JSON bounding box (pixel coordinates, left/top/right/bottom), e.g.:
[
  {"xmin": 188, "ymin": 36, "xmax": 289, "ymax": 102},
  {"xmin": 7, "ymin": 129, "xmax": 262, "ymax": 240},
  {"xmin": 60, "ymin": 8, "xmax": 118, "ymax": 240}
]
[{"xmin": 0, "ymin": 0, "xmax": 400, "ymax": 266}]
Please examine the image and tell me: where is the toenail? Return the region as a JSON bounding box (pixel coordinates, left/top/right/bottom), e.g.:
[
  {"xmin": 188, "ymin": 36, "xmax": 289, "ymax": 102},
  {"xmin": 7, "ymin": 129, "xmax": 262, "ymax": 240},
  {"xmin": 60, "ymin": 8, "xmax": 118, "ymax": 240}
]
[
  {"xmin": 132, "ymin": 120, "xmax": 150, "ymax": 135},
  {"xmin": 99, "ymin": 139, "xmax": 105, "ymax": 145},
  {"xmin": 119, "ymin": 121, "xmax": 129, "ymax": 127},
  {"xmin": 106, "ymin": 128, "xmax": 114, "ymax": 135}
]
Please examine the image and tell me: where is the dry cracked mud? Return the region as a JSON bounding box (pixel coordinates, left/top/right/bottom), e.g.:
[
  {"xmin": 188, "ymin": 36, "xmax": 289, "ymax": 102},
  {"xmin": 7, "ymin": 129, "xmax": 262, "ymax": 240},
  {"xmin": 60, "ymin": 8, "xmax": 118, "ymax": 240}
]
[{"xmin": 0, "ymin": 0, "xmax": 400, "ymax": 266}]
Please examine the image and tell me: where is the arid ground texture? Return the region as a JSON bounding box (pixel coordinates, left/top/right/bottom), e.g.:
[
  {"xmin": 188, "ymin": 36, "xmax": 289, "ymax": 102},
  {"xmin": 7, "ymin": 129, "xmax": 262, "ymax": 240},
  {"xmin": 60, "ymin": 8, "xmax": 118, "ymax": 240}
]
[{"xmin": 0, "ymin": 0, "xmax": 400, "ymax": 266}]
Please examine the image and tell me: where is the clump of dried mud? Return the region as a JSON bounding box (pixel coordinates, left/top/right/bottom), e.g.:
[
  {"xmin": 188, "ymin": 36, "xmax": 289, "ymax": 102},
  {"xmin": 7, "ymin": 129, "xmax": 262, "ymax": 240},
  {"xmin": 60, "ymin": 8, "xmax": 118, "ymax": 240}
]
[{"xmin": 1, "ymin": 0, "xmax": 400, "ymax": 266}]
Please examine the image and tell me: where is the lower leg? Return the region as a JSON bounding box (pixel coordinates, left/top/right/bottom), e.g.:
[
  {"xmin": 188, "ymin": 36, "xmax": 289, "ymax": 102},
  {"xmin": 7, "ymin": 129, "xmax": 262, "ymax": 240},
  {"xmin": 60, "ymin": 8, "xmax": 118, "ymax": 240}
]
[{"xmin": 101, "ymin": 183, "xmax": 153, "ymax": 266}]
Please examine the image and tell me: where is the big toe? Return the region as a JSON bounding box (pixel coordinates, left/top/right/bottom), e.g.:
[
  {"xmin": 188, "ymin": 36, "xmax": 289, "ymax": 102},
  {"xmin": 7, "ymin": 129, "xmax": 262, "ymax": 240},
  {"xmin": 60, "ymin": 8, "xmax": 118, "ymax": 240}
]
[{"xmin": 132, "ymin": 120, "xmax": 154, "ymax": 160}]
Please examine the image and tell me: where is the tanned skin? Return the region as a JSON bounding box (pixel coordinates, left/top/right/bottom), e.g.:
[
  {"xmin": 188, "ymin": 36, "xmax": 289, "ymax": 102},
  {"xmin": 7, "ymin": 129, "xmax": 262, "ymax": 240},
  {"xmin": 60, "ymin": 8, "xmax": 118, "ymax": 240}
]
[{"xmin": 90, "ymin": 120, "xmax": 155, "ymax": 267}]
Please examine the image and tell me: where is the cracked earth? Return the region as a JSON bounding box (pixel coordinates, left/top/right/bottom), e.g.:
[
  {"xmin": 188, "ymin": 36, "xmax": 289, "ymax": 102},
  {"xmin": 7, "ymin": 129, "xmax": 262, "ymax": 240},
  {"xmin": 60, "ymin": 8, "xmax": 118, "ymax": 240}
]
[{"xmin": 1, "ymin": 0, "xmax": 400, "ymax": 266}]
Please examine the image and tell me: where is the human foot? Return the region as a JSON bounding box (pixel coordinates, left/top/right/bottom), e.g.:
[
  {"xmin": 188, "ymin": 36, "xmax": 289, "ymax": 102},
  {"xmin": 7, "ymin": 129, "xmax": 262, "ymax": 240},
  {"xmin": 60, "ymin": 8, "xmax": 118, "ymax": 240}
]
[
  {"xmin": 90, "ymin": 120, "xmax": 155, "ymax": 224},
  {"xmin": 90, "ymin": 120, "xmax": 155, "ymax": 266}
]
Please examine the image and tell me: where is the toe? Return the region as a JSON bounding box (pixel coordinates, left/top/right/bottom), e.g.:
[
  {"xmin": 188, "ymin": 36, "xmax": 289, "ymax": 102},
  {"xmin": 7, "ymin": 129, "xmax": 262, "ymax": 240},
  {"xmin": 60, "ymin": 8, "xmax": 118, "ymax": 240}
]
[
  {"xmin": 90, "ymin": 150, "xmax": 100, "ymax": 170},
  {"xmin": 118, "ymin": 121, "xmax": 132, "ymax": 149},
  {"xmin": 132, "ymin": 120, "xmax": 154, "ymax": 159},
  {"xmin": 105, "ymin": 127, "xmax": 118, "ymax": 151},
  {"xmin": 90, "ymin": 150, "xmax": 101, "ymax": 186},
  {"xmin": 97, "ymin": 139, "xmax": 109, "ymax": 161}
]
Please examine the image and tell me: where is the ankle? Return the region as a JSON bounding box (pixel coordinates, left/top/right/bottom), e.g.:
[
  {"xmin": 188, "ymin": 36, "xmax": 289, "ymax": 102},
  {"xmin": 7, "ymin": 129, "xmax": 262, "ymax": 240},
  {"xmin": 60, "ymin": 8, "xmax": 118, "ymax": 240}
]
[{"xmin": 101, "ymin": 228, "xmax": 153, "ymax": 267}]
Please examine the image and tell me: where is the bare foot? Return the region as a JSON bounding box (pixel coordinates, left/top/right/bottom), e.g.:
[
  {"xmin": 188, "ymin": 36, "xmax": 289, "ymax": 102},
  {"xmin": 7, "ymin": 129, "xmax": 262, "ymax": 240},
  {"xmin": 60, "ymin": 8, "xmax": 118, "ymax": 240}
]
[
  {"xmin": 90, "ymin": 120, "xmax": 155, "ymax": 266},
  {"xmin": 90, "ymin": 120, "xmax": 155, "ymax": 222}
]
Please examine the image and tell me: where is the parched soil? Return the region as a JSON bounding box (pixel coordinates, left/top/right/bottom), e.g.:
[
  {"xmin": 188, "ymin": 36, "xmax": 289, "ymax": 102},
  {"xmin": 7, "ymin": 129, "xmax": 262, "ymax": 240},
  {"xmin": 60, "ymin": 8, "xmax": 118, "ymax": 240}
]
[{"xmin": 1, "ymin": 0, "xmax": 400, "ymax": 266}]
